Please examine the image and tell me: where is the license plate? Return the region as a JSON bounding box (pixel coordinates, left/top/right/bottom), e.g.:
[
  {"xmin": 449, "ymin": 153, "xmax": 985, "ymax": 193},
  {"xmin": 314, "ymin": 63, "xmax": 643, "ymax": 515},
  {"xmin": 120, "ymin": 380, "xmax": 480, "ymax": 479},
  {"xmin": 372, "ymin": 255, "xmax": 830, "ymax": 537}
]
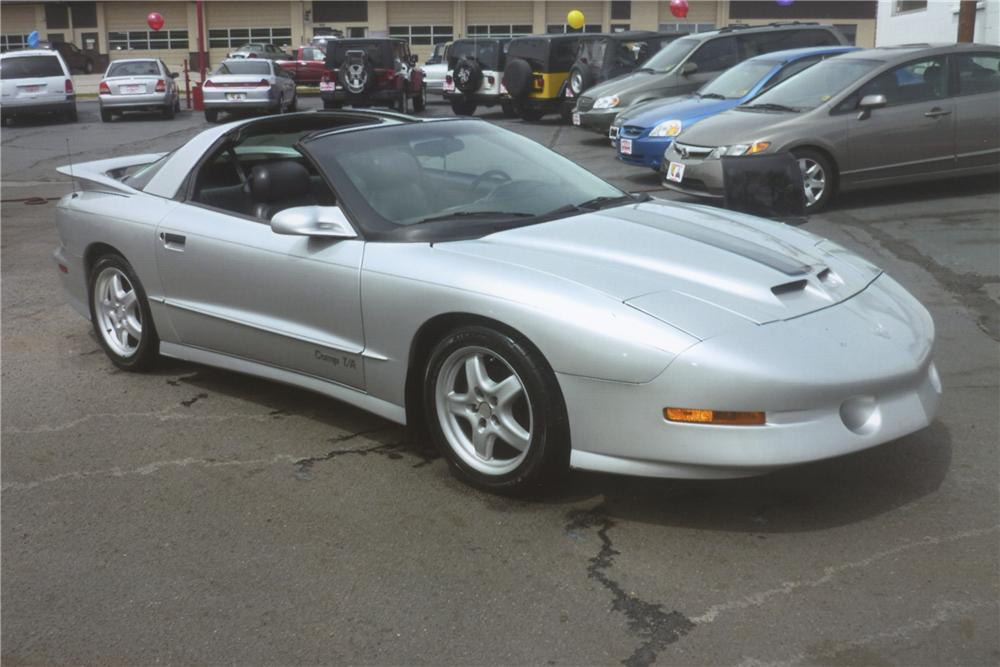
[
  {"xmin": 21, "ymin": 85, "xmax": 42, "ymax": 94},
  {"xmin": 319, "ymin": 81, "xmax": 335, "ymax": 92},
  {"xmin": 121, "ymin": 84, "xmax": 144, "ymax": 94},
  {"xmin": 620, "ymin": 138, "xmax": 632, "ymax": 155},
  {"xmin": 226, "ymin": 92, "xmax": 247, "ymax": 101},
  {"xmin": 666, "ymin": 161, "xmax": 686, "ymax": 183},
  {"xmin": 572, "ymin": 112, "xmax": 580, "ymax": 126}
]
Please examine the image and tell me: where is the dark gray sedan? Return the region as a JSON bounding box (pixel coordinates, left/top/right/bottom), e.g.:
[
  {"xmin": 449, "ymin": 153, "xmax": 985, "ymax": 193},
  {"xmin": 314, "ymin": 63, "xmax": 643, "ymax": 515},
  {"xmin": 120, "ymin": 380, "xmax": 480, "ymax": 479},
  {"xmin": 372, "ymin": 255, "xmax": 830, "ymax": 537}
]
[{"xmin": 662, "ymin": 44, "xmax": 1000, "ymax": 211}]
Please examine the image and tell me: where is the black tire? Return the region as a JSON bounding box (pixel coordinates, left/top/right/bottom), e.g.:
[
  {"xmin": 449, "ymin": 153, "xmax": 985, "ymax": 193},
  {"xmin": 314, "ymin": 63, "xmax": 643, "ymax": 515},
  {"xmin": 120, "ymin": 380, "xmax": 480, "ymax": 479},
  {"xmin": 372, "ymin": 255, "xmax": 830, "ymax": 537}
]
[
  {"xmin": 100, "ymin": 107, "xmax": 112, "ymax": 122},
  {"xmin": 65, "ymin": 106, "xmax": 78, "ymax": 123},
  {"xmin": 454, "ymin": 58, "xmax": 484, "ymax": 93},
  {"xmin": 273, "ymin": 94, "xmax": 284, "ymax": 115},
  {"xmin": 175, "ymin": 97, "xmax": 181, "ymax": 112},
  {"xmin": 519, "ymin": 107, "xmax": 545, "ymax": 122},
  {"xmin": 289, "ymin": 93, "xmax": 298, "ymax": 112},
  {"xmin": 204, "ymin": 108, "xmax": 219, "ymax": 123},
  {"xmin": 162, "ymin": 101, "xmax": 175, "ymax": 119},
  {"xmin": 88, "ymin": 255, "xmax": 159, "ymax": 372},
  {"xmin": 559, "ymin": 104, "xmax": 573, "ymax": 124},
  {"xmin": 450, "ymin": 99, "xmax": 477, "ymax": 116},
  {"xmin": 502, "ymin": 58, "xmax": 533, "ymax": 99},
  {"xmin": 500, "ymin": 101, "xmax": 517, "ymax": 118},
  {"xmin": 423, "ymin": 325, "xmax": 569, "ymax": 492},
  {"xmin": 412, "ymin": 84, "xmax": 426, "ymax": 112},
  {"xmin": 397, "ymin": 86, "xmax": 408, "ymax": 113},
  {"xmin": 792, "ymin": 147, "xmax": 837, "ymax": 213},
  {"xmin": 322, "ymin": 98, "xmax": 341, "ymax": 110},
  {"xmin": 567, "ymin": 64, "xmax": 595, "ymax": 97}
]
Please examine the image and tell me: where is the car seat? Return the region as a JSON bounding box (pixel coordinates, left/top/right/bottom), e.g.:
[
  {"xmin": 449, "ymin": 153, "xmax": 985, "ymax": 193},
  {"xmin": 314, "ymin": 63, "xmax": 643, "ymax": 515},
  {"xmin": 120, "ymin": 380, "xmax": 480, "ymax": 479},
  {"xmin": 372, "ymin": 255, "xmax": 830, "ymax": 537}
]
[{"xmin": 246, "ymin": 160, "xmax": 317, "ymax": 221}]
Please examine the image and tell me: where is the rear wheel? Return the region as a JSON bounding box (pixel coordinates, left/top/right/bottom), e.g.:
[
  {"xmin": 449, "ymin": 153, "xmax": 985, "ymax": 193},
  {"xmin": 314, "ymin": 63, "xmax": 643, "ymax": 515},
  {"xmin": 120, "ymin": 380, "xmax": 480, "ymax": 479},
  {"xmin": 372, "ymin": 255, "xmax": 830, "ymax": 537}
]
[
  {"xmin": 500, "ymin": 101, "xmax": 517, "ymax": 118},
  {"xmin": 88, "ymin": 255, "xmax": 159, "ymax": 372},
  {"xmin": 100, "ymin": 107, "xmax": 112, "ymax": 122},
  {"xmin": 65, "ymin": 107, "xmax": 78, "ymax": 123},
  {"xmin": 162, "ymin": 101, "xmax": 175, "ymax": 119},
  {"xmin": 423, "ymin": 325, "xmax": 569, "ymax": 492},
  {"xmin": 204, "ymin": 108, "xmax": 219, "ymax": 123},
  {"xmin": 450, "ymin": 99, "xmax": 477, "ymax": 116},
  {"xmin": 519, "ymin": 107, "xmax": 545, "ymax": 122},
  {"xmin": 322, "ymin": 98, "xmax": 341, "ymax": 110},
  {"xmin": 397, "ymin": 86, "xmax": 408, "ymax": 113},
  {"xmin": 793, "ymin": 148, "xmax": 836, "ymax": 212},
  {"xmin": 412, "ymin": 85, "xmax": 426, "ymax": 112},
  {"xmin": 289, "ymin": 92, "xmax": 298, "ymax": 112}
]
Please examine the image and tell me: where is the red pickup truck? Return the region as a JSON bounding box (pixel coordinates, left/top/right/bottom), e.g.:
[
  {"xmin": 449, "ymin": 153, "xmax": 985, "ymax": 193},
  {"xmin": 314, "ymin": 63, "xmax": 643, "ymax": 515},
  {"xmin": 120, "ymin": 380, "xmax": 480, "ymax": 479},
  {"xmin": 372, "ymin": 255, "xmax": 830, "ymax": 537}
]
[{"xmin": 276, "ymin": 45, "xmax": 327, "ymax": 84}]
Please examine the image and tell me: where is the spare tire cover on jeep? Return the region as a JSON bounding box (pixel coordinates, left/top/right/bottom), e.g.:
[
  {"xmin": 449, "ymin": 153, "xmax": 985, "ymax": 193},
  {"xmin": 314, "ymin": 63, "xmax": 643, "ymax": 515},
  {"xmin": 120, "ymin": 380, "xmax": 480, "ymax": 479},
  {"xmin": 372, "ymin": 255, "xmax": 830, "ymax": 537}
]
[
  {"xmin": 338, "ymin": 50, "xmax": 374, "ymax": 95},
  {"xmin": 502, "ymin": 58, "xmax": 532, "ymax": 98},
  {"xmin": 454, "ymin": 58, "xmax": 484, "ymax": 93}
]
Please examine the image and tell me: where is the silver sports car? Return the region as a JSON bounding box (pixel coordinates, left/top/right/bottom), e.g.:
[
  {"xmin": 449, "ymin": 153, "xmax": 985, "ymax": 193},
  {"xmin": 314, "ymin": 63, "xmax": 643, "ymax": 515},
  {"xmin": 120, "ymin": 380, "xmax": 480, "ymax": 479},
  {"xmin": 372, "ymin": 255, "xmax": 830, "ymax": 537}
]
[{"xmin": 53, "ymin": 110, "xmax": 940, "ymax": 491}]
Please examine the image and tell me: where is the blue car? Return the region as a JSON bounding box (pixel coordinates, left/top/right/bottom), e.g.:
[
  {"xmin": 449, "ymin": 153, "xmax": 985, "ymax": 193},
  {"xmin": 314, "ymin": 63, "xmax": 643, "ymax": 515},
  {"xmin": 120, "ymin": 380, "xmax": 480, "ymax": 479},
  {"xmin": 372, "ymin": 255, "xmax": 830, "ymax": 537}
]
[{"xmin": 612, "ymin": 45, "xmax": 859, "ymax": 171}]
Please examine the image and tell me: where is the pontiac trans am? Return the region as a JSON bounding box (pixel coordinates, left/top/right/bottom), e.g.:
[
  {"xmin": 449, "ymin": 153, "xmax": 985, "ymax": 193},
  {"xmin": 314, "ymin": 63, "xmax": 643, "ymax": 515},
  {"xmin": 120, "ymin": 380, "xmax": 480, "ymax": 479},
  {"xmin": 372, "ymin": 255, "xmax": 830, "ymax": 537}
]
[{"xmin": 52, "ymin": 110, "xmax": 941, "ymax": 491}]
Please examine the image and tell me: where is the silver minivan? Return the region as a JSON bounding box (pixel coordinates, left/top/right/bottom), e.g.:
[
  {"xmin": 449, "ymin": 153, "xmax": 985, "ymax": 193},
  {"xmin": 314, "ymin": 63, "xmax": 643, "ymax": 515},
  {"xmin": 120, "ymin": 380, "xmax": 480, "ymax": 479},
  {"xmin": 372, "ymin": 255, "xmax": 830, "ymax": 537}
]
[{"xmin": 0, "ymin": 49, "xmax": 76, "ymax": 125}]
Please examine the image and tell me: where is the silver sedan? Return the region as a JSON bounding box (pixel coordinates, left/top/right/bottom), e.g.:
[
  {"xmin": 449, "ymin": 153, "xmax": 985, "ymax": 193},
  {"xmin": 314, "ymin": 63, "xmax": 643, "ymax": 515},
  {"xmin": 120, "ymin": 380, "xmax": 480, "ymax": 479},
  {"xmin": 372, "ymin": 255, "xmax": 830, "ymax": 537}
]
[
  {"xmin": 202, "ymin": 59, "xmax": 297, "ymax": 123},
  {"xmin": 98, "ymin": 58, "xmax": 180, "ymax": 121},
  {"xmin": 51, "ymin": 111, "xmax": 940, "ymax": 492}
]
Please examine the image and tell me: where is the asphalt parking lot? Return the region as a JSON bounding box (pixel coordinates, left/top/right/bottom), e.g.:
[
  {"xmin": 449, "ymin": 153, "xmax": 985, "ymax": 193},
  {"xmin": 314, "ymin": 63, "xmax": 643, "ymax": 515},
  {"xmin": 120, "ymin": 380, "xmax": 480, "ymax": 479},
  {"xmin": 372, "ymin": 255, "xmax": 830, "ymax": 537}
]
[{"xmin": 2, "ymin": 97, "xmax": 998, "ymax": 666}]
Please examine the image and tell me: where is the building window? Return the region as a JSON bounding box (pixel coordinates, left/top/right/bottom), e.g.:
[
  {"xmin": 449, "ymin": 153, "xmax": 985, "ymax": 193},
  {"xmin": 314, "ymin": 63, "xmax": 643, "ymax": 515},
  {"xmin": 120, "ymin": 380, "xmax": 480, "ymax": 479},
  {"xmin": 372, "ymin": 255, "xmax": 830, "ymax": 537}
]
[
  {"xmin": 658, "ymin": 22, "xmax": 716, "ymax": 34},
  {"xmin": 208, "ymin": 27, "xmax": 291, "ymax": 48},
  {"xmin": 467, "ymin": 24, "xmax": 533, "ymax": 38},
  {"xmin": 546, "ymin": 24, "xmax": 603, "ymax": 34},
  {"xmin": 44, "ymin": 3, "xmax": 70, "ymax": 30},
  {"xmin": 72, "ymin": 2, "xmax": 99, "ymax": 29},
  {"xmin": 1, "ymin": 34, "xmax": 30, "ymax": 52},
  {"xmin": 313, "ymin": 1, "xmax": 368, "ymax": 23},
  {"xmin": 108, "ymin": 30, "xmax": 190, "ymax": 50},
  {"xmin": 833, "ymin": 24, "xmax": 858, "ymax": 45},
  {"xmin": 611, "ymin": 1, "xmax": 631, "ymax": 20},
  {"xmin": 389, "ymin": 25, "xmax": 453, "ymax": 46},
  {"xmin": 894, "ymin": 1, "xmax": 928, "ymax": 13}
]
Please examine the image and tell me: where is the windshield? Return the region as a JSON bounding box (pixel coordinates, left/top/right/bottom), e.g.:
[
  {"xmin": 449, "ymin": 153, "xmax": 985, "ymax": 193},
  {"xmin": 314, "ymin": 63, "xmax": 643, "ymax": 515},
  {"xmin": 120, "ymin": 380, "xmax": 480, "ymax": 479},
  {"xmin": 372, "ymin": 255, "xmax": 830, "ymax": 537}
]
[
  {"xmin": 700, "ymin": 60, "xmax": 776, "ymax": 99},
  {"xmin": 216, "ymin": 60, "xmax": 271, "ymax": 75},
  {"xmin": 0, "ymin": 55, "xmax": 63, "ymax": 79},
  {"xmin": 641, "ymin": 37, "xmax": 699, "ymax": 72},
  {"xmin": 747, "ymin": 58, "xmax": 882, "ymax": 110},
  {"xmin": 305, "ymin": 121, "xmax": 623, "ymax": 231},
  {"xmin": 107, "ymin": 61, "xmax": 159, "ymax": 77}
]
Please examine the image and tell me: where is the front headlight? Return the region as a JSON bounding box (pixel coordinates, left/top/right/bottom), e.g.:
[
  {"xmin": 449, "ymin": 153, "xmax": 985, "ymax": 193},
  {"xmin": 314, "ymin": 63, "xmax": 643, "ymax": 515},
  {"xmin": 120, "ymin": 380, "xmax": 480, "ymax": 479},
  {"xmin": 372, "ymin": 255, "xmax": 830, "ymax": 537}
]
[
  {"xmin": 649, "ymin": 119, "xmax": 683, "ymax": 138},
  {"xmin": 594, "ymin": 95, "xmax": 620, "ymax": 110},
  {"xmin": 711, "ymin": 141, "xmax": 771, "ymax": 158}
]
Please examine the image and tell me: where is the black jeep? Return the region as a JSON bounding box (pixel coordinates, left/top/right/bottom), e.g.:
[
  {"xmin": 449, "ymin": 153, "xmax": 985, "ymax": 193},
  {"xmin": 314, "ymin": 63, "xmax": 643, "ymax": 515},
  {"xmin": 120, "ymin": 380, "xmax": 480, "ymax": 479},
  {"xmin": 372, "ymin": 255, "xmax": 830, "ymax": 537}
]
[
  {"xmin": 565, "ymin": 31, "xmax": 680, "ymax": 100},
  {"xmin": 320, "ymin": 38, "xmax": 427, "ymax": 112}
]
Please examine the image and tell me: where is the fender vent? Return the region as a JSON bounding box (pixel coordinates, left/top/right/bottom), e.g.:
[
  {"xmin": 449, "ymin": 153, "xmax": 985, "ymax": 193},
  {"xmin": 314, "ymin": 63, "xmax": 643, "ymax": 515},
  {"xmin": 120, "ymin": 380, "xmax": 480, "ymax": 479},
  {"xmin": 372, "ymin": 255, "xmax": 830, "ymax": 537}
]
[{"xmin": 771, "ymin": 279, "xmax": 808, "ymax": 296}]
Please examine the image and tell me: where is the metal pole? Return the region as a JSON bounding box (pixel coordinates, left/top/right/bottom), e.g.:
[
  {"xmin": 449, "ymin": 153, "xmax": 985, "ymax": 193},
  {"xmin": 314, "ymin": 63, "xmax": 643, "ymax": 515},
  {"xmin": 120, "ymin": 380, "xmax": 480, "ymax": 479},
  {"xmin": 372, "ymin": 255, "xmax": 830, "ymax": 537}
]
[
  {"xmin": 183, "ymin": 58, "xmax": 191, "ymax": 109},
  {"xmin": 196, "ymin": 0, "xmax": 207, "ymax": 80},
  {"xmin": 957, "ymin": 0, "xmax": 977, "ymax": 43}
]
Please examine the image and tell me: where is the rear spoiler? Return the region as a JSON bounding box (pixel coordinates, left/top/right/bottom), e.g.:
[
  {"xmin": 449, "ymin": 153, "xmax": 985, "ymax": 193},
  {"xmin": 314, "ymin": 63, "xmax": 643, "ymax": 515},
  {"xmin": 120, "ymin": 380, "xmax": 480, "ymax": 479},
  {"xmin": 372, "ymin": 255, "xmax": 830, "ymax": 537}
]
[{"xmin": 56, "ymin": 153, "xmax": 166, "ymax": 195}]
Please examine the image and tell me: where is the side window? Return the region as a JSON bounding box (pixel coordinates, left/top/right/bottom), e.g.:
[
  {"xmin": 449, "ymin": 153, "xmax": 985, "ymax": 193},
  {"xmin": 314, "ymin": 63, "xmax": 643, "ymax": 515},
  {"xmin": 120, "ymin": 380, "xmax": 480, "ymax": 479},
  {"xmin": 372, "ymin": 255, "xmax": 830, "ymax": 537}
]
[
  {"xmin": 689, "ymin": 37, "xmax": 739, "ymax": 73},
  {"xmin": 857, "ymin": 57, "xmax": 948, "ymax": 107},
  {"xmin": 956, "ymin": 53, "xmax": 1000, "ymax": 96},
  {"xmin": 769, "ymin": 56, "xmax": 822, "ymax": 87}
]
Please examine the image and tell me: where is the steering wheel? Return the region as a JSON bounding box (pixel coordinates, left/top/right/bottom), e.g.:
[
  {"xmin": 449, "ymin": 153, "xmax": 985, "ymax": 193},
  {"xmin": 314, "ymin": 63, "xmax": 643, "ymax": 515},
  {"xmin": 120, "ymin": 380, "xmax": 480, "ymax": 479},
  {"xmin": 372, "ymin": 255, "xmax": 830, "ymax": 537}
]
[{"xmin": 470, "ymin": 169, "xmax": 512, "ymax": 193}]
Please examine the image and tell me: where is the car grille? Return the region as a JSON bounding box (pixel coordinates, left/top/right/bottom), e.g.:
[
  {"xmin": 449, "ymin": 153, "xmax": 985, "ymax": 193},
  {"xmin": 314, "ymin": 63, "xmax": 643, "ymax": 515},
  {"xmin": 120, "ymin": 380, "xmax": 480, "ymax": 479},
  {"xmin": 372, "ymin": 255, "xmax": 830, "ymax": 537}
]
[
  {"xmin": 672, "ymin": 142, "xmax": 714, "ymax": 159},
  {"xmin": 620, "ymin": 125, "xmax": 644, "ymax": 138},
  {"xmin": 577, "ymin": 96, "xmax": 594, "ymax": 111}
]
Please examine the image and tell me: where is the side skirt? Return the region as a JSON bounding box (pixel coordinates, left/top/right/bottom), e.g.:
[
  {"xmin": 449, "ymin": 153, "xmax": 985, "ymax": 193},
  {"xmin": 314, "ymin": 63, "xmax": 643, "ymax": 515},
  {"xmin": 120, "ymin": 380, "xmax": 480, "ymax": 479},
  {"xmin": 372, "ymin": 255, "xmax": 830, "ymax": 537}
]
[{"xmin": 159, "ymin": 341, "xmax": 407, "ymax": 425}]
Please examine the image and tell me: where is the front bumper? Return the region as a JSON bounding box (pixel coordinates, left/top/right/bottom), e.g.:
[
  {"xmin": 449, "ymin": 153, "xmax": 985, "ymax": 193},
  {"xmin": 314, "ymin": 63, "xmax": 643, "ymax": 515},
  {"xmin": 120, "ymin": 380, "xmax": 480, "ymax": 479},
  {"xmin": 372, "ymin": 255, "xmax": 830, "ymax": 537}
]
[
  {"xmin": 660, "ymin": 141, "xmax": 725, "ymax": 199},
  {"xmin": 575, "ymin": 108, "xmax": 617, "ymax": 133},
  {"xmin": 617, "ymin": 133, "xmax": 672, "ymax": 171},
  {"xmin": 563, "ymin": 274, "xmax": 940, "ymax": 479},
  {"xmin": 100, "ymin": 91, "xmax": 171, "ymax": 109}
]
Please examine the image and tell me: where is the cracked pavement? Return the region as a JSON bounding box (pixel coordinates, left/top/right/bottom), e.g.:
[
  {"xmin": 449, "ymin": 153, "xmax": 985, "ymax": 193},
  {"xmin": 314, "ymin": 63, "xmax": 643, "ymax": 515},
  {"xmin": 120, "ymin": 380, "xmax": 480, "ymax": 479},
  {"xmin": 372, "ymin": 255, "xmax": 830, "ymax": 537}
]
[{"xmin": 2, "ymin": 99, "xmax": 998, "ymax": 665}]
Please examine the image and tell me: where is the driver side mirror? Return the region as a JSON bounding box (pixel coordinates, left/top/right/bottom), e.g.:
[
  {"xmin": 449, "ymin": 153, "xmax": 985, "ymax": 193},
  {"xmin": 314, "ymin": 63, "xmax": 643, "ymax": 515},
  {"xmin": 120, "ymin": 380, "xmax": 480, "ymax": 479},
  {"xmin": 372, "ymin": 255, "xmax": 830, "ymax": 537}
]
[
  {"xmin": 270, "ymin": 206, "xmax": 357, "ymax": 239},
  {"xmin": 856, "ymin": 93, "xmax": 886, "ymax": 120},
  {"xmin": 681, "ymin": 61, "xmax": 698, "ymax": 76}
]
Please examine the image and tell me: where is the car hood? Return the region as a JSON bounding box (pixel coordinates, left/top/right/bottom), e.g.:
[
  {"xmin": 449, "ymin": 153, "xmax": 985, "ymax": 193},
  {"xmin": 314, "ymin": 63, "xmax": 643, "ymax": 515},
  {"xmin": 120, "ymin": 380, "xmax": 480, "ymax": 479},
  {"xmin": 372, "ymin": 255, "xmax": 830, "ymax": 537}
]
[
  {"xmin": 674, "ymin": 107, "xmax": 812, "ymax": 146},
  {"xmin": 619, "ymin": 95, "xmax": 740, "ymax": 129},
  {"xmin": 584, "ymin": 70, "xmax": 677, "ymax": 102},
  {"xmin": 438, "ymin": 200, "xmax": 881, "ymax": 340}
]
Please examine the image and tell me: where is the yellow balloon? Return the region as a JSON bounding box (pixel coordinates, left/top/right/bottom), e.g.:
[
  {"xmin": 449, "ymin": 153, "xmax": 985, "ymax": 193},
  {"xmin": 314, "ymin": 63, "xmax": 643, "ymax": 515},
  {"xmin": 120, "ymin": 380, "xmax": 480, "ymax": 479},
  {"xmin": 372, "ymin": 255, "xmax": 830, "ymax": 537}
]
[{"xmin": 567, "ymin": 9, "xmax": 585, "ymax": 29}]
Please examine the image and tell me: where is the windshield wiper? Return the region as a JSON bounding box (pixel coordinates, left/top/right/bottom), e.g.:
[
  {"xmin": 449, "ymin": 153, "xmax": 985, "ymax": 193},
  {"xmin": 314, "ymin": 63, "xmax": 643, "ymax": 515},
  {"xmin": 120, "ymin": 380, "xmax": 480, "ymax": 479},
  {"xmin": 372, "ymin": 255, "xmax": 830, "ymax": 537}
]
[
  {"xmin": 545, "ymin": 192, "xmax": 650, "ymax": 217},
  {"xmin": 699, "ymin": 92, "xmax": 726, "ymax": 100},
  {"xmin": 739, "ymin": 102, "xmax": 801, "ymax": 112},
  {"xmin": 412, "ymin": 211, "xmax": 535, "ymax": 225}
]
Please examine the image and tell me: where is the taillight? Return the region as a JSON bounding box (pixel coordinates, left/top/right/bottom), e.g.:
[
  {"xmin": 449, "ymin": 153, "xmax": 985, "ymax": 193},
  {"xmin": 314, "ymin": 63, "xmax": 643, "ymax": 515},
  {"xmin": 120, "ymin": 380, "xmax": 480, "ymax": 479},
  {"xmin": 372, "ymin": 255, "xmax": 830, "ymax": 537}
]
[
  {"xmin": 155, "ymin": 79, "xmax": 166, "ymax": 92},
  {"xmin": 532, "ymin": 75, "xmax": 544, "ymax": 90},
  {"xmin": 248, "ymin": 52, "xmax": 258, "ymax": 58},
  {"xmin": 256, "ymin": 79, "xmax": 271, "ymax": 87},
  {"xmin": 375, "ymin": 68, "xmax": 395, "ymax": 84},
  {"xmin": 65, "ymin": 79, "xmax": 74, "ymax": 94},
  {"xmin": 203, "ymin": 79, "xmax": 216, "ymax": 87},
  {"xmin": 99, "ymin": 81, "xmax": 110, "ymax": 94}
]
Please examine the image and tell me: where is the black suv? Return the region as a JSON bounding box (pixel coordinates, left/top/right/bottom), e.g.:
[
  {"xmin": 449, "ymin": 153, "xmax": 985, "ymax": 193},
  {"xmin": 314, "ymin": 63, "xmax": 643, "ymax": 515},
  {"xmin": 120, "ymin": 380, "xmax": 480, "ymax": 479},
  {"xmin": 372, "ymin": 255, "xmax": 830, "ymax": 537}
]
[
  {"xmin": 573, "ymin": 22, "xmax": 849, "ymax": 133},
  {"xmin": 566, "ymin": 31, "xmax": 679, "ymax": 100},
  {"xmin": 320, "ymin": 38, "xmax": 427, "ymax": 112},
  {"xmin": 444, "ymin": 38, "xmax": 513, "ymax": 116}
]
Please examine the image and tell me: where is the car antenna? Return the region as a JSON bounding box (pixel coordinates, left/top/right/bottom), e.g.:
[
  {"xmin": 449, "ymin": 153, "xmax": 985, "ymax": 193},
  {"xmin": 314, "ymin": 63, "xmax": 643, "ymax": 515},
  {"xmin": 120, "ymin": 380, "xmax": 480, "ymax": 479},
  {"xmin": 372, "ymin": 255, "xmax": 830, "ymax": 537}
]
[{"xmin": 65, "ymin": 138, "xmax": 77, "ymax": 196}]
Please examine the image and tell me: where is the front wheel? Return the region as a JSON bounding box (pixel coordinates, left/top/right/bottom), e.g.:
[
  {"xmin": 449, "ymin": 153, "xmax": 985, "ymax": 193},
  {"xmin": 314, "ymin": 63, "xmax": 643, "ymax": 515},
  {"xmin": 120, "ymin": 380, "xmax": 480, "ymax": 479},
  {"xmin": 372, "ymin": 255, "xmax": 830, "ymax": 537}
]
[
  {"xmin": 793, "ymin": 148, "xmax": 836, "ymax": 213},
  {"xmin": 88, "ymin": 255, "xmax": 159, "ymax": 371},
  {"xmin": 423, "ymin": 326, "xmax": 569, "ymax": 492}
]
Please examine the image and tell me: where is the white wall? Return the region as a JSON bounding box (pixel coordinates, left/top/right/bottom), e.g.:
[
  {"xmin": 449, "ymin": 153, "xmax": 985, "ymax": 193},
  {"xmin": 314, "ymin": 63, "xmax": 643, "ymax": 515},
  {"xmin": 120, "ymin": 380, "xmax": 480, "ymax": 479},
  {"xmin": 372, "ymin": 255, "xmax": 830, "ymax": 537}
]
[{"xmin": 876, "ymin": 0, "xmax": 1000, "ymax": 46}]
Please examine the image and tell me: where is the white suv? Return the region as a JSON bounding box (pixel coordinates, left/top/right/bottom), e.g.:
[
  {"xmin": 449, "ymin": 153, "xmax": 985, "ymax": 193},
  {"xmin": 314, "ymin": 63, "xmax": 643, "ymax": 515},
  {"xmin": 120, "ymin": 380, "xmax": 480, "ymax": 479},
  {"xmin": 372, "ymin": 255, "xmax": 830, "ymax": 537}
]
[
  {"xmin": 443, "ymin": 38, "xmax": 514, "ymax": 117},
  {"xmin": 1, "ymin": 49, "xmax": 77, "ymax": 125}
]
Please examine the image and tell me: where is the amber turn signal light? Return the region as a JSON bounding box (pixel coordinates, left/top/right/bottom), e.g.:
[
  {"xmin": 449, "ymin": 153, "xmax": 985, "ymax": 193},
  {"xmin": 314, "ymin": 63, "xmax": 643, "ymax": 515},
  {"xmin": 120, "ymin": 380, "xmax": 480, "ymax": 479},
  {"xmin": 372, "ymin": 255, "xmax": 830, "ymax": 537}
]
[{"xmin": 664, "ymin": 408, "xmax": 766, "ymax": 426}]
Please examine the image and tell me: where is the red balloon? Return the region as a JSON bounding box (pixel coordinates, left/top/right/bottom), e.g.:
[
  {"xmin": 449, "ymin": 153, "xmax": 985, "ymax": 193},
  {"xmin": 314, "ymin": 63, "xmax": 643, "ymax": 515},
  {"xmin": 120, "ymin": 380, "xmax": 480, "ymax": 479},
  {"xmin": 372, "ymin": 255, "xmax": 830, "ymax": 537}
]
[
  {"xmin": 146, "ymin": 11, "xmax": 165, "ymax": 31},
  {"xmin": 669, "ymin": 0, "xmax": 689, "ymax": 19}
]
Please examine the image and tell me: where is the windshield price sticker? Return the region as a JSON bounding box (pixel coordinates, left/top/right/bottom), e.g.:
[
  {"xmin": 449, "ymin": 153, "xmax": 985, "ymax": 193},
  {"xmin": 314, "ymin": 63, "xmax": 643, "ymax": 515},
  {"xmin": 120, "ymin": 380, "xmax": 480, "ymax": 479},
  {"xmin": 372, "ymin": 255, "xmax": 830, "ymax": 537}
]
[{"xmin": 666, "ymin": 161, "xmax": 685, "ymax": 183}]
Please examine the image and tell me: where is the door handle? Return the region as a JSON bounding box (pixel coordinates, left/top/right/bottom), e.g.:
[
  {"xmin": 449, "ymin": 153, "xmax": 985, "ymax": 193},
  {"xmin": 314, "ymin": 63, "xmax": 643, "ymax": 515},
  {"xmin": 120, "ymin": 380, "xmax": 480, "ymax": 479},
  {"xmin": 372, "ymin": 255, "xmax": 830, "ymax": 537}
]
[
  {"xmin": 924, "ymin": 108, "xmax": 952, "ymax": 117},
  {"xmin": 159, "ymin": 231, "xmax": 186, "ymax": 251}
]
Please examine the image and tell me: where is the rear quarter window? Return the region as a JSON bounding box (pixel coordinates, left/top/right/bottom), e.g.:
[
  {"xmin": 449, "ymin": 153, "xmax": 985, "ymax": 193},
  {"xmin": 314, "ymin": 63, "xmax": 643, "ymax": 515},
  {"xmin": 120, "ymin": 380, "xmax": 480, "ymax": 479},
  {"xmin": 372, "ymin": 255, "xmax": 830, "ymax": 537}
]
[{"xmin": 0, "ymin": 55, "xmax": 64, "ymax": 79}]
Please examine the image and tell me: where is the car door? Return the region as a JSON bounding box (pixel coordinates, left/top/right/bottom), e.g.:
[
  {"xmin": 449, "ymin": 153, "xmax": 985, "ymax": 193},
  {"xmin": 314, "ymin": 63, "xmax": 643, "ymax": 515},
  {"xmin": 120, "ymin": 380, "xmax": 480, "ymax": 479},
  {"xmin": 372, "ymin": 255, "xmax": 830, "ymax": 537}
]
[
  {"xmin": 154, "ymin": 146, "xmax": 367, "ymax": 389},
  {"xmin": 844, "ymin": 55, "xmax": 955, "ymax": 183},
  {"xmin": 302, "ymin": 47, "xmax": 327, "ymax": 83},
  {"xmin": 953, "ymin": 51, "xmax": 1000, "ymax": 170}
]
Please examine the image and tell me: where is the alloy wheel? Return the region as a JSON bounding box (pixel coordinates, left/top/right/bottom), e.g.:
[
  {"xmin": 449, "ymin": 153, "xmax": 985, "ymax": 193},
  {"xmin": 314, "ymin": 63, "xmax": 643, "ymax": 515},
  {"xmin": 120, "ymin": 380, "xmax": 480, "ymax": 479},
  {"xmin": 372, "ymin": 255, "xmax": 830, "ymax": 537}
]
[
  {"xmin": 93, "ymin": 267, "xmax": 142, "ymax": 357},
  {"xmin": 798, "ymin": 157, "xmax": 826, "ymax": 207}
]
